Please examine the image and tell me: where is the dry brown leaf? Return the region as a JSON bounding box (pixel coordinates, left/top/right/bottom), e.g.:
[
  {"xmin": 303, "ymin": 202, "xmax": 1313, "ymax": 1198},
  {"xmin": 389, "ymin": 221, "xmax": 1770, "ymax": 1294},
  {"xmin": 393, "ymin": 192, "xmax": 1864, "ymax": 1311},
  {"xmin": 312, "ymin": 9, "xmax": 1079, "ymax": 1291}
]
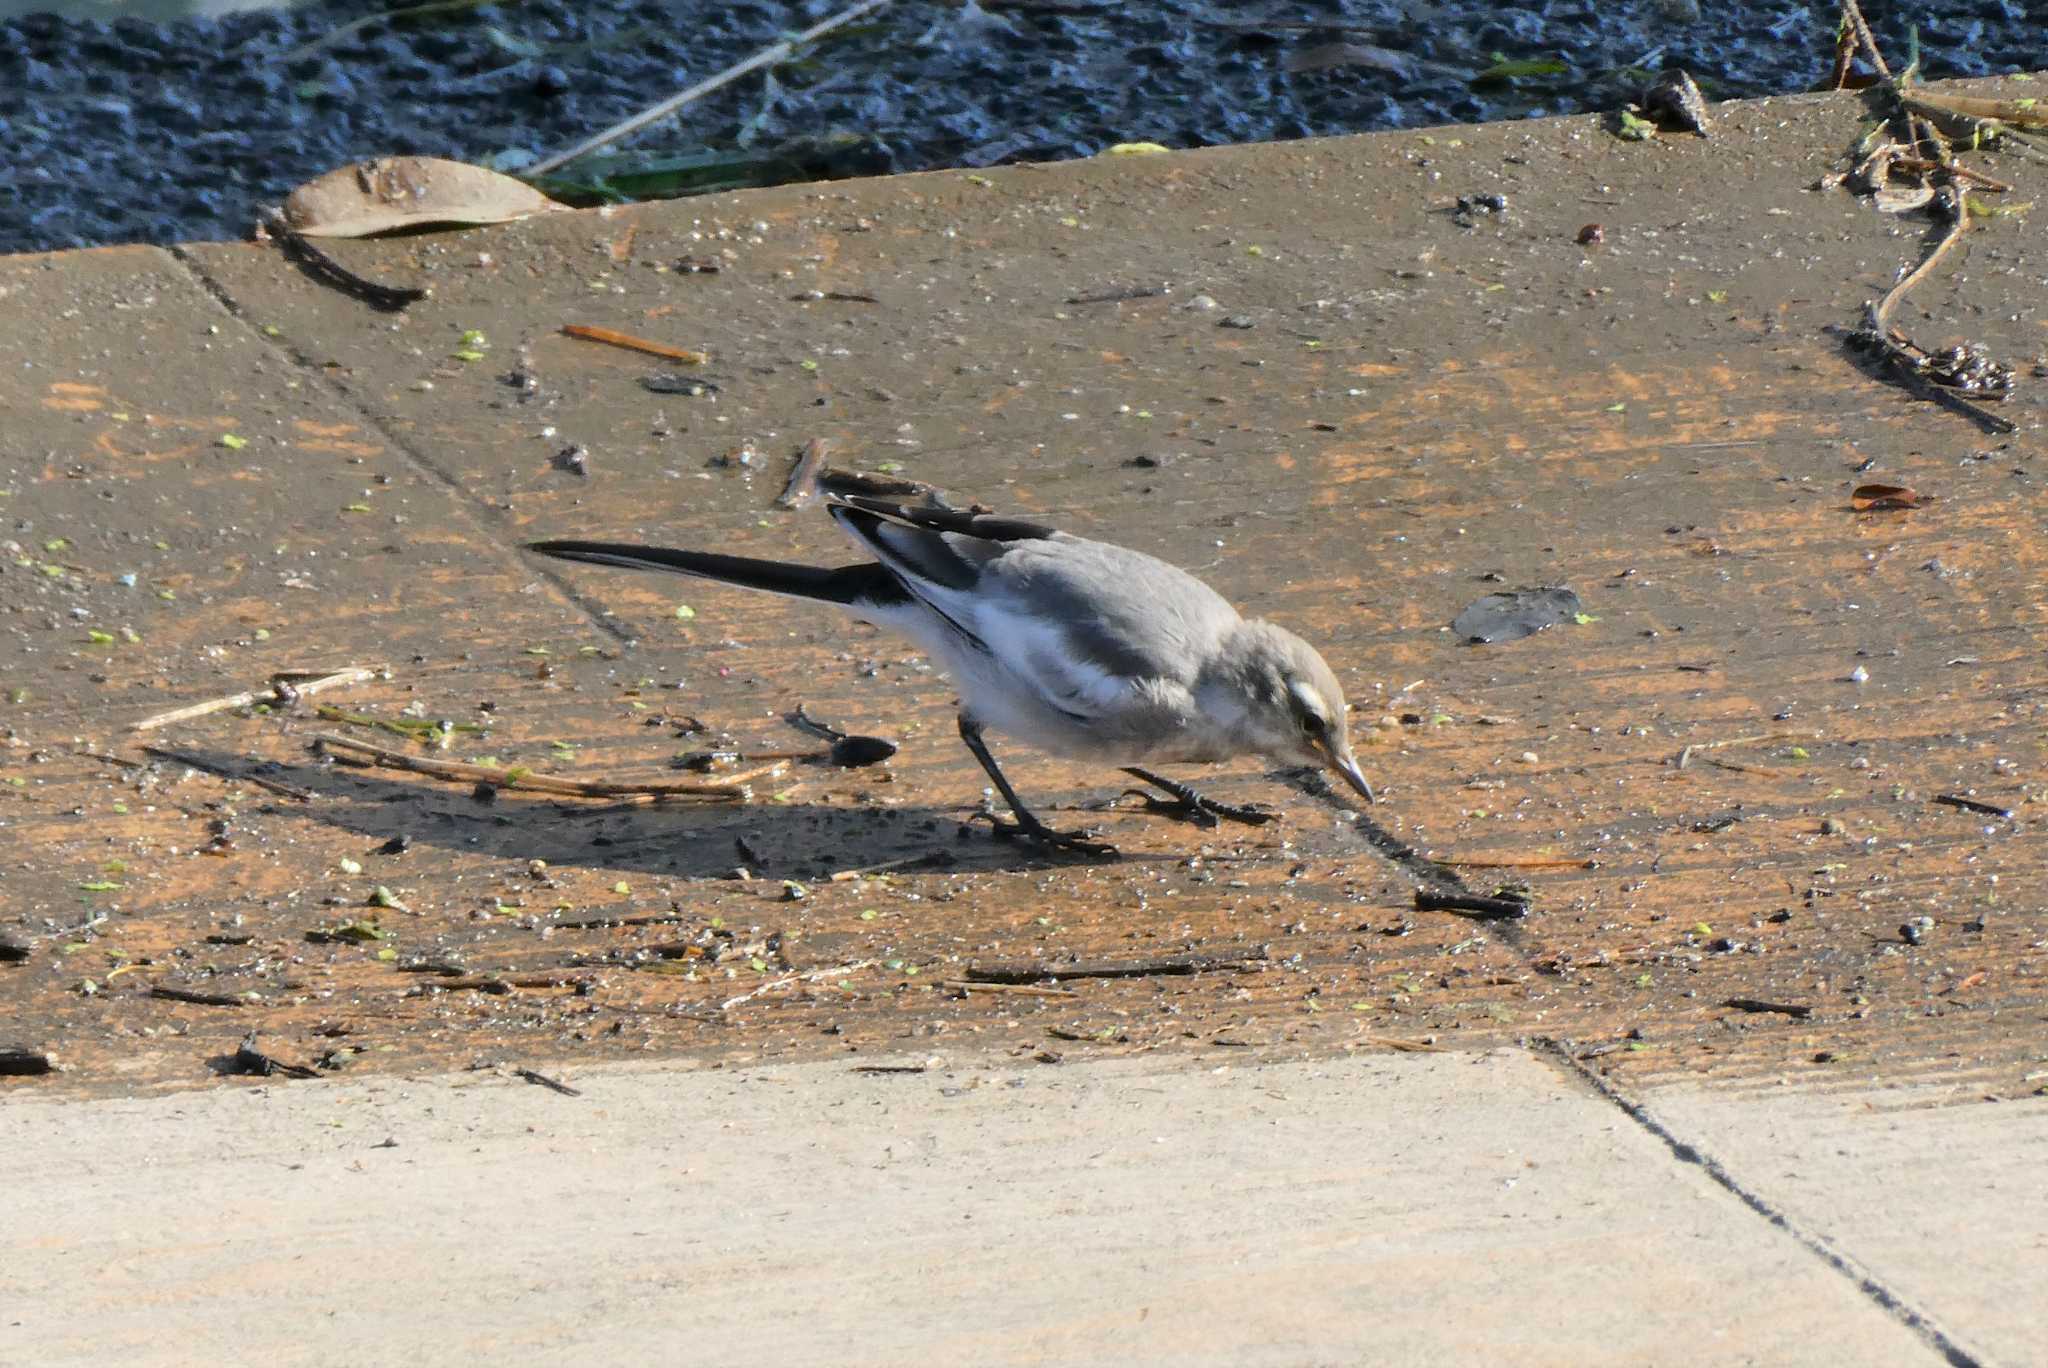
[
  {"xmin": 1850, "ymin": 483, "xmax": 1929, "ymax": 511},
  {"xmin": 279, "ymin": 157, "xmax": 567, "ymax": 239}
]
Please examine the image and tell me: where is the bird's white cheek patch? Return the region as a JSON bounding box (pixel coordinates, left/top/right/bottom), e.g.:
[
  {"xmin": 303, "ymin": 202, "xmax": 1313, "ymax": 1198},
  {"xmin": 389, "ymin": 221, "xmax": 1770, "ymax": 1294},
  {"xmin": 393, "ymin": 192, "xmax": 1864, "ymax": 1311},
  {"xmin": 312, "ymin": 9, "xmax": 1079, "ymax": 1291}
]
[{"xmin": 1288, "ymin": 680, "xmax": 1326, "ymax": 719}]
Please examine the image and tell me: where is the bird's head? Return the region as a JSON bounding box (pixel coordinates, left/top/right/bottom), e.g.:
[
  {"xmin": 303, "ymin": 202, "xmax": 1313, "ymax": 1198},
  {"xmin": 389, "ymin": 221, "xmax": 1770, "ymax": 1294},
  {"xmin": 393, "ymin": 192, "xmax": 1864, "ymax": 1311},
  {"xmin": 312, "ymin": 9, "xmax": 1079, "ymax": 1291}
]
[{"xmin": 1222, "ymin": 622, "xmax": 1376, "ymax": 803}]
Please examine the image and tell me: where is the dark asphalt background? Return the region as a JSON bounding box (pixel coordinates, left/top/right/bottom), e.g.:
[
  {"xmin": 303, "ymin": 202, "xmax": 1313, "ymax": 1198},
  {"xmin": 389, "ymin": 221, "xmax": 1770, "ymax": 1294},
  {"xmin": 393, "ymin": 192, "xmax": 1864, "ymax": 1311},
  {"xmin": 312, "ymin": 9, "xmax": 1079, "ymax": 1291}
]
[{"xmin": 1, "ymin": 0, "xmax": 2040, "ymax": 254}]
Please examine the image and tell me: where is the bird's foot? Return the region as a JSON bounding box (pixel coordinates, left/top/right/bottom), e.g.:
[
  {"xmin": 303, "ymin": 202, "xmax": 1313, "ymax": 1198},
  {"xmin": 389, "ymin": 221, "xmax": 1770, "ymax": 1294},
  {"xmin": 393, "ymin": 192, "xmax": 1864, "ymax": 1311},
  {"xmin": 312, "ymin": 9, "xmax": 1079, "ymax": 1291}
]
[
  {"xmin": 974, "ymin": 811, "xmax": 1119, "ymax": 859},
  {"xmin": 1119, "ymin": 789, "xmax": 1277, "ymax": 828},
  {"xmin": 1120, "ymin": 769, "xmax": 1277, "ymax": 828}
]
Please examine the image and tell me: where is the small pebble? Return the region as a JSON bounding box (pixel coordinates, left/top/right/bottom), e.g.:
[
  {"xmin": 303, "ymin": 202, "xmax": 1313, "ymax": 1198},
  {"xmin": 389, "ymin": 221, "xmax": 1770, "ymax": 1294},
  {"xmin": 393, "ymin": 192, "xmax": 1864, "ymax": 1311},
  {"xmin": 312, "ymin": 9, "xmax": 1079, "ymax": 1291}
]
[{"xmin": 1848, "ymin": 665, "xmax": 1870, "ymax": 684}]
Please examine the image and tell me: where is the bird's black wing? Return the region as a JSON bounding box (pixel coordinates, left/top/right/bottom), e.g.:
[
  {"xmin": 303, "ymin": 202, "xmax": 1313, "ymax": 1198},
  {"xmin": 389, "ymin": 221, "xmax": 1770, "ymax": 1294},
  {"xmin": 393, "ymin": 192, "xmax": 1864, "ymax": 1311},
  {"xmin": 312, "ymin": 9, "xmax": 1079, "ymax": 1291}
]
[{"xmin": 825, "ymin": 495, "xmax": 1060, "ymax": 593}]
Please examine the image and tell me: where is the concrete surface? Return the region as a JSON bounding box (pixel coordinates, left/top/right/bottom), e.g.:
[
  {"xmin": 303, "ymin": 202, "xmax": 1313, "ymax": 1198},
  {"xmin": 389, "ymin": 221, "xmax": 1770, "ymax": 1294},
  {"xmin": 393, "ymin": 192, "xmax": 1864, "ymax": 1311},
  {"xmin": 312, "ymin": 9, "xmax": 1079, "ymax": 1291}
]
[
  {"xmin": 3, "ymin": 76, "xmax": 2044, "ymax": 1098},
  {"xmin": 0, "ymin": 1048, "xmax": 1994, "ymax": 1368},
  {"xmin": 3, "ymin": 75, "xmax": 2047, "ymax": 1368}
]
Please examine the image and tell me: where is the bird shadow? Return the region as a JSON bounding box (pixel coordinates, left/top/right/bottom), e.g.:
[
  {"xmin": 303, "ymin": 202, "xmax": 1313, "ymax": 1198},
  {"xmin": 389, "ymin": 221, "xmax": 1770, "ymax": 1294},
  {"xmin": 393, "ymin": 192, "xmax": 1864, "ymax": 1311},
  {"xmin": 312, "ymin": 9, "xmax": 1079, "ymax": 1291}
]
[{"xmin": 166, "ymin": 747, "xmax": 1166, "ymax": 878}]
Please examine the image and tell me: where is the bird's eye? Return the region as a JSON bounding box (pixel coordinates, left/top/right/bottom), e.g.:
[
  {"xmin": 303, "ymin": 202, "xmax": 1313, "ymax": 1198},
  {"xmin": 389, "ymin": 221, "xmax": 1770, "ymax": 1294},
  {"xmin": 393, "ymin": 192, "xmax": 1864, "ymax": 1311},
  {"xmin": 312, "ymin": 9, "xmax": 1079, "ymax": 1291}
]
[{"xmin": 1299, "ymin": 711, "xmax": 1326, "ymax": 738}]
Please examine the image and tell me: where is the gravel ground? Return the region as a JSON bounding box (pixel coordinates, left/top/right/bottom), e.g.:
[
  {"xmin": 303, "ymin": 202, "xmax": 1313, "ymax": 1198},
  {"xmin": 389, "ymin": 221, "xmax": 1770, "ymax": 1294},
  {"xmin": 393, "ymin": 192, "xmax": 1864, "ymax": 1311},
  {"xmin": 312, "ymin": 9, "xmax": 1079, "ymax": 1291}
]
[{"xmin": 1, "ymin": 0, "xmax": 2041, "ymax": 253}]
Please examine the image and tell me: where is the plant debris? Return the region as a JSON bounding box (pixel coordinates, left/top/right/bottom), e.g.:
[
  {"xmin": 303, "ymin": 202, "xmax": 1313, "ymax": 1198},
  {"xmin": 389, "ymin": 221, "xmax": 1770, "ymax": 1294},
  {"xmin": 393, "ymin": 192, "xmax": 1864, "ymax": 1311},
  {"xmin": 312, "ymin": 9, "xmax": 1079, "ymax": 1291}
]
[
  {"xmin": 1638, "ymin": 68, "xmax": 1711, "ymax": 136},
  {"xmin": 1414, "ymin": 889, "xmax": 1530, "ymax": 920},
  {"xmin": 314, "ymin": 732, "xmax": 774, "ymax": 800},
  {"xmin": 1829, "ymin": 5, "xmax": 2023, "ymax": 434},
  {"xmin": 1933, "ymin": 793, "xmax": 2014, "ymax": 819},
  {"xmin": 963, "ymin": 953, "xmax": 1264, "ymax": 984},
  {"xmin": 1722, "ymin": 998, "xmax": 1813, "ymax": 1019},
  {"xmin": 276, "ymin": 156, "xmax": 567, "ymax": 238},
  {"xmin": 514, "ymin": 1067, "xmax": 582, "ymax": 1096},
  {"xmin": 561, "ymin": 324, "xmax": 710, "ymax": 365},
  {"xmin": 130, "ymin": 664, "xmax": 386, "ymax": 732}
]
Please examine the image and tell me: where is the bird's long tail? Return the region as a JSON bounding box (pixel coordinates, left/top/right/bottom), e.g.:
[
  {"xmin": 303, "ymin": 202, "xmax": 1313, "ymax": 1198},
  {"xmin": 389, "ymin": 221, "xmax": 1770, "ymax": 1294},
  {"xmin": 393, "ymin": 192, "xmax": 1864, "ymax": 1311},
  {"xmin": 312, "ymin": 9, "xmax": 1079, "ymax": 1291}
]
[{"xmin": 528, "ymin": 540, "xmax": 903, "ymax": 607}]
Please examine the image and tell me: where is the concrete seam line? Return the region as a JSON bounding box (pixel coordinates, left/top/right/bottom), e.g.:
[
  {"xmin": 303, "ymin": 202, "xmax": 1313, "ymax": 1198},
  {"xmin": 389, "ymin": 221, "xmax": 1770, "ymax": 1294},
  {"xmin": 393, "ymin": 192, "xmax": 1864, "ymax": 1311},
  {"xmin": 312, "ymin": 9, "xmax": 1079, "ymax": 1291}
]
[
  {"xmin": 162, "ymin": 243, "xmax": 638, "ymax": 647},
  {"xmin": 1530, "ymin": 1037, "xmax": 1983, "ymax": 1368}
]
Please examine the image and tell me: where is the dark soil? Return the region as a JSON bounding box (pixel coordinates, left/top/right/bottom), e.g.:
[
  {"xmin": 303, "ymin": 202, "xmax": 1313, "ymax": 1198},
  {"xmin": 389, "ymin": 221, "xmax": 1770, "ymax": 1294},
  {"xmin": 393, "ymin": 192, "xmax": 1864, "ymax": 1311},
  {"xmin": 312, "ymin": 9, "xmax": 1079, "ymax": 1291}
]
[{"xmin": 1, "ymin": 1, "xmax": 2041, "ymax": 252}]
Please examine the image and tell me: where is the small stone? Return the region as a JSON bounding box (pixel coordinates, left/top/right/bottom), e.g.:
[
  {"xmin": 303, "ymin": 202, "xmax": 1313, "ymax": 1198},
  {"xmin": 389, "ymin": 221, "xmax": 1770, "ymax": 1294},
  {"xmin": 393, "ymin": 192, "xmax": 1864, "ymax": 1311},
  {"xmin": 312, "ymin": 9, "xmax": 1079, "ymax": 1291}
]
[
  {"xmin": 1183, "ymin": 294, "xmax": 1218, "ymax": 311},
  {"xmin": 1848, "ymin": 665, "xmax": 1870, "ymax": 684}
]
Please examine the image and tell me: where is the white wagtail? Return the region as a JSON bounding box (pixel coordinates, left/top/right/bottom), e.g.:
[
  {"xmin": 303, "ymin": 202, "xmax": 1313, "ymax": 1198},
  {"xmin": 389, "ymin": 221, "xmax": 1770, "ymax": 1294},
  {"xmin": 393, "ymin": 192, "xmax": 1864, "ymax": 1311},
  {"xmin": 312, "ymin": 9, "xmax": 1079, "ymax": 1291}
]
[{"xmin": 529, "ymin": 492, "xmax": 1375, "ymax": 856}]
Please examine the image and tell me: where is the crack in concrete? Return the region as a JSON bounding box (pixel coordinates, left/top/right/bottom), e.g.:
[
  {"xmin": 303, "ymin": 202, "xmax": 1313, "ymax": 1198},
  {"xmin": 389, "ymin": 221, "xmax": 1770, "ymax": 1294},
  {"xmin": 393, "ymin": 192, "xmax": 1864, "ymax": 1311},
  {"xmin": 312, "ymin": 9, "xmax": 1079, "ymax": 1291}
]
[
  {"xmin": 162, "ymin": 244, "xmax": 639, "ymax": 648},
  {"xmin": 1533, "ymin": 1037, "xmax": 1984, "ymax": 1368}
]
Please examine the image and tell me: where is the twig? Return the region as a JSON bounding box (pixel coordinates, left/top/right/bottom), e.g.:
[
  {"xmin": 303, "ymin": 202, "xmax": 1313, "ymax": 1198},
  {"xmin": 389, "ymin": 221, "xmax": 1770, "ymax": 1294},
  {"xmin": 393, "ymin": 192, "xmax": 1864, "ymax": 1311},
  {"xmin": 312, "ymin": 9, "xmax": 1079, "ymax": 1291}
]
[
  {"xmin": 776, "ymin": 438, "xmax": 830, "ymax": 509},
  {"xmin": 514, "ymin": 1067, "xmax": 582, "ymax": 1096},
  {"xmin": 721, "ymin": 959, "xmax": 878, "ymax": 1010},
  {"xmin": 939, "ymin": 979, "xmax": 1078, "ymax": 998},
  {"xmin": 1722, "ymin": 997, "xmax": 1813, "ymax": 1019},
  {"xmin": 262, "ymin": 0, "xmax": 492, "ymax": 64},
  {"xmin": 314, "ymin": 732, "xmax": 774, "ymax": 799},
  {"xmin": 1672, "ymin": 732, "xmax": 1800, "ymax": 769},
  {"xmin": 1701, "ymin": 756, "xmax": 1781, "ymax": 777},
  {"xmin": 1933, "ymin": 793, "xmax": 2015, "ymax": 818},
  {"xmin": 149, "ymin": 985, "xmax": 256, "ymax": 1007},
  {"xmin": 828, "ymin": 854, "xmax": 946, "ymax": 882},
  {"xmin": 525, "ymin": 0, "xmax": 896, "ymax": 176},
  {"xmin": 414, "ymin": 974, "xmax": 593, "ymax": 995},
  {"xmin": 130, "ymin": 664, "xmax": 386, "ymax": 731},
  {"xmin": 1837, "ymin": 0, "xmax": 1889, "ymax": 78},
  {"xmin": 963, "ymin": 954, "xmax": 1264, "ymax": 984},
  {"xmin": 1414, "ymin": 890, "xmax": 1529, "ymax": 921},
  {"xmin": 138, "ymin": 746, "xmax": 315, "ymax": 802},
  {"xmin": 560, "ymin": 323, "xmax": 709, "ymax": 364},
  {"xmin": 1430, "ymin": 855, "xmax": 1593, "ymax": 870},
  {"xmin": 1365, "ymin": 1036, "xmax": 1450, "ymax": 1053}
]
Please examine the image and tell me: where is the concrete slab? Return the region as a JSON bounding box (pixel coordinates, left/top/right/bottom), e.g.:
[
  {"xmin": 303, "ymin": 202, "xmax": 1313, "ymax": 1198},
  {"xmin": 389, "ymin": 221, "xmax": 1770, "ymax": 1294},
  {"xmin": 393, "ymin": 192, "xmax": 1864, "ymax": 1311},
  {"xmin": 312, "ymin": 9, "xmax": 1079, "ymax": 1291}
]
[
  {"xmin": 1653, "ymin": 1081, "xmax": 2048, "ymax": 1368},
  {"xmin": 2, "ymin": 79, "xmax": 2045, "ymax": 1095},
  {"xmin": 0, "ymin": 1050, "xmax": 1942, "ymax": 1367}
]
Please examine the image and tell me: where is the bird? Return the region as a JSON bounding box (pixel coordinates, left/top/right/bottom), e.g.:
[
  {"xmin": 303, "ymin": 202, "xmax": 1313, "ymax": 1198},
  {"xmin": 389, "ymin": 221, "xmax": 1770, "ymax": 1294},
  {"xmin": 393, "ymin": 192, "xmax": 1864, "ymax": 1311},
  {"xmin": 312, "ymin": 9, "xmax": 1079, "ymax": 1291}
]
[{"xmin": 528, "ymin": 491, "xmax": 1375, "ymax": 856}]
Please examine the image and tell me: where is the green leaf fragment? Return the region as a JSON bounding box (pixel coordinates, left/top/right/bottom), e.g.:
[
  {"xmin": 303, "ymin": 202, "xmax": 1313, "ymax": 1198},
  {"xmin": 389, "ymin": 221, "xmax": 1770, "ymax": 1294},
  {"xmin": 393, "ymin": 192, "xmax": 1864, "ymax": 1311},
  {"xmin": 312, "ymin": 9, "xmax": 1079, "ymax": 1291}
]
[
  {"xmin": 1616, "ymin": 110, "xmax": 1658, "ymax": 141},
  {"xmin": 219, "ymin": 434, "xmax": 248, "ymax": 450},
  {"xmin": 78, "ymin": 880, "xmax": 120, "ymax": 892}
]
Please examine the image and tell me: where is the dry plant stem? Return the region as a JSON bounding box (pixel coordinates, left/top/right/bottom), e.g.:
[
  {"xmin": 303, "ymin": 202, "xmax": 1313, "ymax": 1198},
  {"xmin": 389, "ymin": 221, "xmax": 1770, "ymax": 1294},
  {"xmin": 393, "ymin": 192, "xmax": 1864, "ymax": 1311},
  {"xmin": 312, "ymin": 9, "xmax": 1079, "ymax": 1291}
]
[
  {"xmin": 559, "ymin": 324, "xmax": 708, "ymax": 364},
  {"xmin": 1871, "ymin": 203, "xmax": 1968, "ymax": 335},
  {"xmin": 1430, "ymin": 856, "xmax": 1594, "ymax": 871},
  {"xmin": 130, "ymin": 665, "xmax": 386, "ymax": 732},
  {"xmin": 314, "ymin": 732, "xmax": 776, "ymax": 798},
  {"xmin": 939, "ymin": 979, "xmax": 1078, "ymax": 998},
  {"xmin": 1837, "ymin": 0, "xmax": 1889, "ymax": 77},
  {"xmin": 526, "ymin": 0, "xmax": 895, "ymax": 175},
  {"xmin": 721, "ymin": 959, "xmax": 880, "ymax": 1011}
]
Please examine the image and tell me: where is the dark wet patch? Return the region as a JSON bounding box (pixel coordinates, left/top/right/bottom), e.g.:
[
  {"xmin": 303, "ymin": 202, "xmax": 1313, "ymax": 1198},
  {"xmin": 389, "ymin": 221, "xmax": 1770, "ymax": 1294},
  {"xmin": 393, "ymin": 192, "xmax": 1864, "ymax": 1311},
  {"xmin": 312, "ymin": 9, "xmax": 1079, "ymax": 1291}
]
[{"xmin": 1451, "ymin": 586, "xmax": 1583, "ymax": 644}]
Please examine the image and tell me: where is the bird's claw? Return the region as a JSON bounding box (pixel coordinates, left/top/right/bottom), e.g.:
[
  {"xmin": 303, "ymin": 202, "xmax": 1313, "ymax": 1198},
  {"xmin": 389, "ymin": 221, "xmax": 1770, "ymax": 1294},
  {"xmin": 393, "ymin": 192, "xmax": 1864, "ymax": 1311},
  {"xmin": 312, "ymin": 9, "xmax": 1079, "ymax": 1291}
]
[
  {"xmin": 1118, "ymin": 788, "xmax": 1276, "ymax": 829},
  {"xmin": 975, "ymin": 811, "xmax": 1119, "ymax": 859}
]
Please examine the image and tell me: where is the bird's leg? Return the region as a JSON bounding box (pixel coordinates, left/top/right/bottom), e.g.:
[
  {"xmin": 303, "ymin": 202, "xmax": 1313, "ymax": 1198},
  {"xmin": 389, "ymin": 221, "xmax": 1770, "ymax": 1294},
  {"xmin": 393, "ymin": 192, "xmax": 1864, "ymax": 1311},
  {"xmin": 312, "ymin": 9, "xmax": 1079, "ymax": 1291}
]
[
  {"xmin": 956, "ymin": 717, "xmax": 1117, "ymax": 858},
  {"xmin": 1120, "ymin": 767, "xmax": 1276, "ymax": 827}
]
